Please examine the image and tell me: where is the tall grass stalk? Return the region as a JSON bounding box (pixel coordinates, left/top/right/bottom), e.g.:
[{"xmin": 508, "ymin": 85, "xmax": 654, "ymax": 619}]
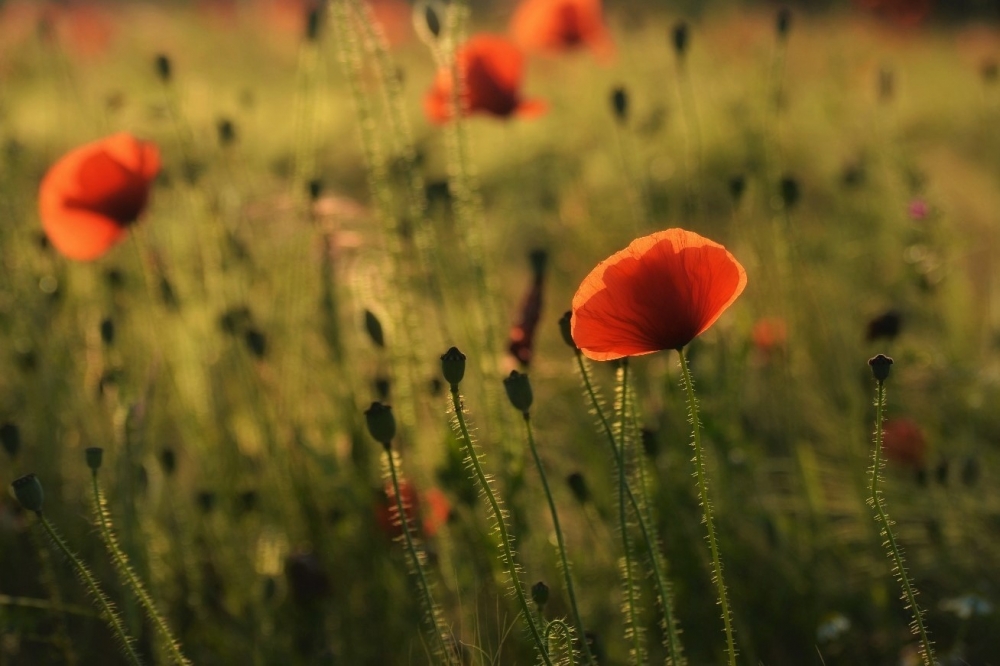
[
  {"xmin": 867, "ymin": 361, "xmax": 935, "ymax": 665},
  {"xmin": 678, "ymin": 348, "xmax": 736, "ymax": 666},
  {"xmin": 89, "ymin": 466, "xmax": 190, "ymax": 665},
  {"xmin": 447, "ymin": 380, "xmax": 552, "ymax": 666}
]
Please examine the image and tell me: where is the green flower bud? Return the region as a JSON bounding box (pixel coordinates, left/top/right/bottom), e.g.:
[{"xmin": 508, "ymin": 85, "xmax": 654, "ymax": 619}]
[
  {"xmin": 85, "ymin": 447, "xmax": 104, "ymax": 471},
  {"xmin": 11, "ymin": 473, "xmax": 44, "ymax": 514},
  {"xmin": 503, "ymin": 371, "xmax": 533, "ymax": 414},
  {"xmin": 868, "ymin": 354, "xmax": 893, "ymax": 382},
  {"xmin": 364, "ymin": 402, "xmax": 396, "ymax": 448},
  {"xmin": 440, "ymin": 347, "xmax": 466, "ymax": 387}
]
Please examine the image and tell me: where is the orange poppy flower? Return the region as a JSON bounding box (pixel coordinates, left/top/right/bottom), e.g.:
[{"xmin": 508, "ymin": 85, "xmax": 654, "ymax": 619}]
[
  {"xmin": 39, "ymin": 133, "xmax": 160, "ymax": 261},
  {"xmin": 571, "ymin": 229, "xmax": 747, "ymax": 361},
  {"xmin": 424, "ymin": 34, "xmax": 547, "ymax": 124},
  {"xmin": 881, "ymin": 418, "xmax": 927, "ymax": 471},
  {"xmin": 510, "ymin": 0, "xmax": 613, "ymax": 59},
  {"xmin": 376, "ymin": 480, "xmax": 451, "ymax": 540}
]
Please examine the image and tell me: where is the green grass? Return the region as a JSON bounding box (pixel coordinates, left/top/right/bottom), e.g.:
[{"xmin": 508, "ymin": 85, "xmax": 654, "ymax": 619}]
[{"xmin": 2, "ymin": 2, "xmax": 1000, "ymax": 664}]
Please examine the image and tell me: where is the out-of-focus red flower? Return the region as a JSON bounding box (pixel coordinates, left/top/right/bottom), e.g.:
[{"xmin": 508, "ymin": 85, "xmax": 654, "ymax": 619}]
[
  {"xmin": 751, "ymin": 317, "xmax": 787, "ymax": 358},
  {"xmin": 368, "ymin": 0, "xmax": 412, "ymax": 46},
  {"xmin": 39, "ymin": 133, "xmax": 161, "ymax": 261},
  {"xmin": 196, "ymin": 0, "xmax": 240, "ymax": 28},
  {"xmin": 376, "ymin": 480, "xmax": 451, "ymax": 540},
  {"xmin": 571, "ymin": 229, "xmax": 747, "ymax": 361},
  {"xmin": 854, "ymin": 0, "xmax": 932, "ymax": 28},
  {"xmin": 256, "ymin": 0, "xmax": 318, "ymax": 36},
  {"xmin": 424, "ymin": 34, "xmax": 547, "ymax": 124},
  {"xmin": 508, "ymin": 250, "xmax": 548, "ymax": 366},
  {"xmin": 42, "ymin": 2, "xmax": 115, "ymax": 58},
  {"xmin": 511, "ymin": 0, "xmax": 613, "ymax": 59},
  {"xmin": 881, "ymin": 418, "xmax": 927, "ymax": 470}
]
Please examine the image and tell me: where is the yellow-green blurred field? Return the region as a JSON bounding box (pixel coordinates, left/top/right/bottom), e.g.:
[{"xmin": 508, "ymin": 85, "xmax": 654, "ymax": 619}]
[{"xmin": 2, "ymin": 1, "xmax": 1000, "ymax": 664}]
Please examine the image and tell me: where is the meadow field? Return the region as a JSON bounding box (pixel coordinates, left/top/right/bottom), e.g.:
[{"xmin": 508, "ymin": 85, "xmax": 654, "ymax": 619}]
[{"xmin": 2, "ymin": 1, "xmax": 1000, "ymax": 664}]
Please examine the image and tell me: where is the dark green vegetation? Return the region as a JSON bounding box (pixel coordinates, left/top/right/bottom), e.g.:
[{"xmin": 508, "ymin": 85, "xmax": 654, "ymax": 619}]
[{"xmin": 2, "ymin": 2, "xmax": 1000, "ymax": 664}]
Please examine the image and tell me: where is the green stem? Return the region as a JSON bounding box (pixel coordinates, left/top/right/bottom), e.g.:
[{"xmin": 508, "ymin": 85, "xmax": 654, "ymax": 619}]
[
  {"xmin": 38, "ymin": 514, "xmax": 143, "ymax": 666},
  {"xmin": 90, "ymin": 473, "xmax": 190, "ymax": 665},
  {"xmin": 384, "ymin": 450, "xmax": 459, "ymax": 666},
  {"xmin": 523, "ymin": 415, "xmax": 596, "ymax": 666},
  {"xmin": 449, "ymin": 386, "xmax": 552, "ymax": 666},
  {"xmin": 870, "ymin": 381, "xmax": 935, "ymax": 666},
  {"xmin": 545, "ymin": 619, "xmax": 577, "ymax": 666},
  {"xmin": 575, "ymin": 352, "xmax": 684, "ymax": 664},
  {"xmin": 616, "ymin": 361, "xmax": 645, "ymax": 664},
  {"xmin": 678, "ymin": 347, "xmax": 736, "ymax": 666}
]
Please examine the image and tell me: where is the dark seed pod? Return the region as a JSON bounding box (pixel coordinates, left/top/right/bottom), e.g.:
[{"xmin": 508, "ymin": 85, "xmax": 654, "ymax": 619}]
[
  {"xmin": 440, "ymin": 347, "xmax": 466, "ymax": 387},
  {"xmin": 868, "ymin": 354, "xmax": 893, "ymax": 382},
  {"xmin": 364, "ymin": 402, "xmax": 396, "ymax": 448},
  {"xmin": 85, "ymin": 447, "xmax": 104, "ymax": 471},
  {"xmin": 12, "ymin": 474, "xmax": 44, "ymax": 513},
  {"xmin": 503, "ymin": 371, "xmax": 533, "ymax": 414}
]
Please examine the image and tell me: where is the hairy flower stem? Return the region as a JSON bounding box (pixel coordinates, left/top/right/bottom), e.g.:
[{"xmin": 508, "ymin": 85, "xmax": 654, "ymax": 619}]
[
  {"xmin": 38, "ymin": 514, "xmax": 143, "ymax": 666},
  {"xmin": 616, "ymin": 361, "xmax": 645, "ymax": 664},
  {"xmin": 678, "ymin": 348, "xmax": 736, "ymax": 666},
  {"xmin": 90, "ymin": 472, "xmax": 190, "ymax": 665},
  {"xmin": 523, "ymin": 414, "xmax": 596, "ymax": 666},
  {"xmin": 870, "ymin": 380, "xmax": 935, "ymax": 666},
  {"xmin": 545, "ymin": 619, "xmax": 577, "ymax": 666},
  {"xmin": 384, "ymin": 451, "xmax": 460, "ymax": 666},
  {"xmin": 575, "ymin": 352, "xmax": 684, "ymax": 664},
  {"xmin": 448, "ymin": 386, "xmax": 552, "ymax": 666}
]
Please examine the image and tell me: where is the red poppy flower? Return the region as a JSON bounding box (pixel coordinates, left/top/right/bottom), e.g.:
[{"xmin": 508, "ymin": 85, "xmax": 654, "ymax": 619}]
[
  {"xmin": 376, "ymin": 480, "xmax": 451, "ymax": 540},
  {"xmin": 854, "ymin": 0, "xmax": 932, "ymax": 27},
  {"xmin": 39, "ymin": 133, "xmax": 161, "ymax": 261},
  {"xmin": 571, "ymin": 229, "xmax": 747, "ymax": 361},
  {"xmin": 511, "ymin": 0, "xmax": 613, "ymax": 59},
  {"xmin": 424, "ymin": 34, "xmax": 547, "ymax": 124},
  {"xmin": 881, "ymin": 418, "xmax": 927, "ymax": 470}
]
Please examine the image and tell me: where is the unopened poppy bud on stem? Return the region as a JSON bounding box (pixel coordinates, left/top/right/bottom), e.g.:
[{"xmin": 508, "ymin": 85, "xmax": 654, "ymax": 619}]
[
  {"xmin": 558, "ymin": 311, "xmax": 577, "ymax": 350},
  {"xmin": 776, "ymin": 7, "xmax": 792, "ymax": 39},
  {"xmin": 12, "ymin": 473, "xmax": 44, "ymax": 514},
  {"xmin": 364, "ymin": 402, "xmax": 396, "ymax": 448},
  {"xmin": 531, "ymin": 581, "xmax": 549, "ymax": 610},
  {"xmin": 1, "ymin": 423, "xmax": 20, "ymax": 459},
  {"xmin": 611, "ymin": 87, "xmax": 628, "ymax": 123},
  {"xmin": 672, "ymin": 21, "xmax": 689, "ymax": 58},
  {"xmin": 85, "ymin": 447, "xmax": 104, "ymax": 471},
  {"xmin": 868, "ymin": 354, "xmax": 893, "ymax": 382},
  {"xmin": 154, "ymin": 54, "xmax": 171, "ymax": 83},
  {"xmin": 503, "ymin": 371, "xmax": 533, "ymax": 415},
  {"xmin": 440, "ymin": 347, "xmax": 466, "ymax": 387}
]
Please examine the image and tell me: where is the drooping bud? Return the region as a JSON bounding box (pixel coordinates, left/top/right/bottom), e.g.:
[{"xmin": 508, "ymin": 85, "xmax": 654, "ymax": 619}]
[
  {"xmin": 776, "ymin": 7, "xmax": 792, "ymax": 40},
  {"xmin": 85, "ymin": 447, "xmax": 104, "ymax": 472},
  {"xmin": 307, "ymin": 178, "xmax": 322, "ymax": 202},
  {"xmin": 154, "ymin": 54, "xmax": 172, "ymax": 83},
  {"xmin": 244, "ymin": 329, "xmax": 267, "ymax": 359},
  {"xmin": 364, "ymin": 310, "xmax": 385, "ymax": 348},
  {"xmin": 217, "ymin": 118, "xmax": 237, "ymax": 146},
  {"xmin": 100, "ymin": 317, "xmax": 115, "ymax": 346},
  {"xmin": 305, "ymin": 6, "xmax": 322, "ymax": 42},
  {"xmin": 868, "ymin": 354, "xmax": 893, "ymax": 382},
  {"xmin": 780, "ymin": 176, "xmax": 800, "ymax": 208},
  {"xmin": 159, "ymin": 447, "xmax": 176, "ymax": 476},
  {"xmin": 364, "ymin": 402, "xmax": 396, "ymax": 448},
  {"xmin": 424, "ymin": 4, "xmax": 441, "ymax": 38},
  {"xmin": 567, "ymin": 472, "xmax": 590, "ymax": 504},
  {"xmin": 728, "ymin": 175, "xmax": 746, "ymax": 203},
  {"xmin": 558, "ymin": 311, "xmax": 577, "ymax": 350},
  {"xmin": 503, "ymin": 371, "xmax": 533, "ymax": 414},
  {"xmin": 1, "ymin": 423, "xmax": 20, "ymax": 458},
  {"xmin": 531, "ymin": 581, "xmax": 549, "ymax": 610},
  {"xmin": 11, "ymin": 473, "xmax": 44, "ymax": 514},
  {"xmin": 440, "ymin": 347, "xmax": 466, "ymax": 387},
  {"xmin": 611, "ymin": 87, "xmax": 628, "ymax": 124},
  {"xmin": 671, "ymin": 21, "xmax": 689, "ymax": 58}
]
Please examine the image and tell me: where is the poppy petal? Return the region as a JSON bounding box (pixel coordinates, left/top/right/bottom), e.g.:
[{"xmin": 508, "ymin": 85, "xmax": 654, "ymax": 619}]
[{"xmin": 39, "ymin": 205, "xmax": 128, "ymax": 261}]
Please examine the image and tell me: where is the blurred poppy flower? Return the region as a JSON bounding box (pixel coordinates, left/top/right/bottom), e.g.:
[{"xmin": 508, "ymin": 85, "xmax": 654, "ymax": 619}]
[
  {"xmin": 881, "ymin": 418, "xmax": 927, "ymax": 470},
  {"xmin": 752, "ymin": 317, "xmax": 787, "ymax": 358},
  {"xmin": 508, "ymin": 249, "xmax": 548, "ymax": 366},
  {"xmin": 39, "ymin": 133, "xmax": 161, "ymax": 261},
  {"xmin": 510, "ymin": 0, "xmax": 613, "ymax": 59},
  {"xmin": 376, "ymin": 480, "xmax": 451, "ymax": 539},
  {"xmin": 854, "ymin": 0, "xmax": 931, "ymax": 28},
  {"xmin": 571, "ymin": 229, "xmax": 747, "ymax": 361},
  {"xmin": 42, "ymin": 1, "xmax": 115, "ymax": 58},
  {"xmin": 424, "ymin": 34, "xmax": 547, "ymax": 124}
]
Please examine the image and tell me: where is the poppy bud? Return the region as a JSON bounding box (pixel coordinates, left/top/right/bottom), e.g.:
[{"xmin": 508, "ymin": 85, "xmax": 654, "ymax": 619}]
[
  {"xmin": 364, "ymin": 310, "xmax": 385, "ymax": 348},
  {"xmin": 374, "ymin": 376, "xmax": 391, "ymax": 401},
  {"xmin": 868, "ymin": 354, "xmax": 893, "ymax": 382},
  {"xmin": 423, "ymin": 3, "xmax": 441, "ymax": 39},
  {"xmin": 307, "ymin": 178, "xmax": 322, "ymax": 202},
  {"xmin": 159, "ymin": 447, "xmax": 176, "ymax": 476},
  {"xmin": 529, "ymin": 249, "xmax": 548, "ymax": 280},
  {"xmin": 238, "ymin": 490, "xmax": 258, "ymax": 514},
  {"xmin": 440, "ymin": 347, "xmax": 466, "ymax": 387},
  {"xmin": 244, "ymin": 328, "xmax": 267, "ymax": 359},
  {"xmin": 503, "ymin": 370, "xmax": 533, "ymax": 414},
  {"xmin": 305, "ymin": 6, "xmax": 322, "ymax": 42},
  {"xmin": 558, "ymin": 311, "xmax": 577, "ymax": 350},
  {"xmin": 196, "ymin": 491, "xmax": 216, "ymax": 514},
  {"xmin": 866, "ymin": 309, "xmax": 902, "ymax": 342},
  {"xmin": 671, "ymin": 21, "xmax": 689, "ymax": 57},
  {"xmin": 531, "ymin": 581, "xmax": 549, "ymax": 609},
  {"xmin": 776, "ymin": 7, "xmax": 792, "ymax": 39},
  {"xmin": 11, "ymin": 473, "xmax": 44, "ymax": 514},
  {"xmin": 104, "ymin": 268, "xmax": 125, "ymax": 291},
  {"xmin": 611, "ymin": 87, "xmax": 628, "ymax": 124},
  {"xmin": 154, "ymin": 54, "xmax": 172, "ymax": 83},
  {"xmin": 85, "ymin": 447, "xmax": 104, "ymax": 471},
  {"xmin": 728, "ymin": 175, "xmax": 746, "ymax": 203},
  {"xmin": 780, "ymin": 176, "xmax": 800, "ymax": 208},
  {"xmin": 1, "ymin": 422, "xmax": 21, "ymax": 458},
  {"xmin": 641, "ymin": 427, "xmax": 660, "ymax": 459},
  {"xmin": 217, "ymin": 118, "xmax": 237, "ymax": 146},
  {"xmin": 566, "ymin": 472, "xmax": 589, "ymax": 504},
  {"xmin": 364, "ymin": 402, "xmax": 396, "ymax": 448},
  {"xmin": 100, "ymin": 317, "xmax": 115, "ymax": 346}
]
